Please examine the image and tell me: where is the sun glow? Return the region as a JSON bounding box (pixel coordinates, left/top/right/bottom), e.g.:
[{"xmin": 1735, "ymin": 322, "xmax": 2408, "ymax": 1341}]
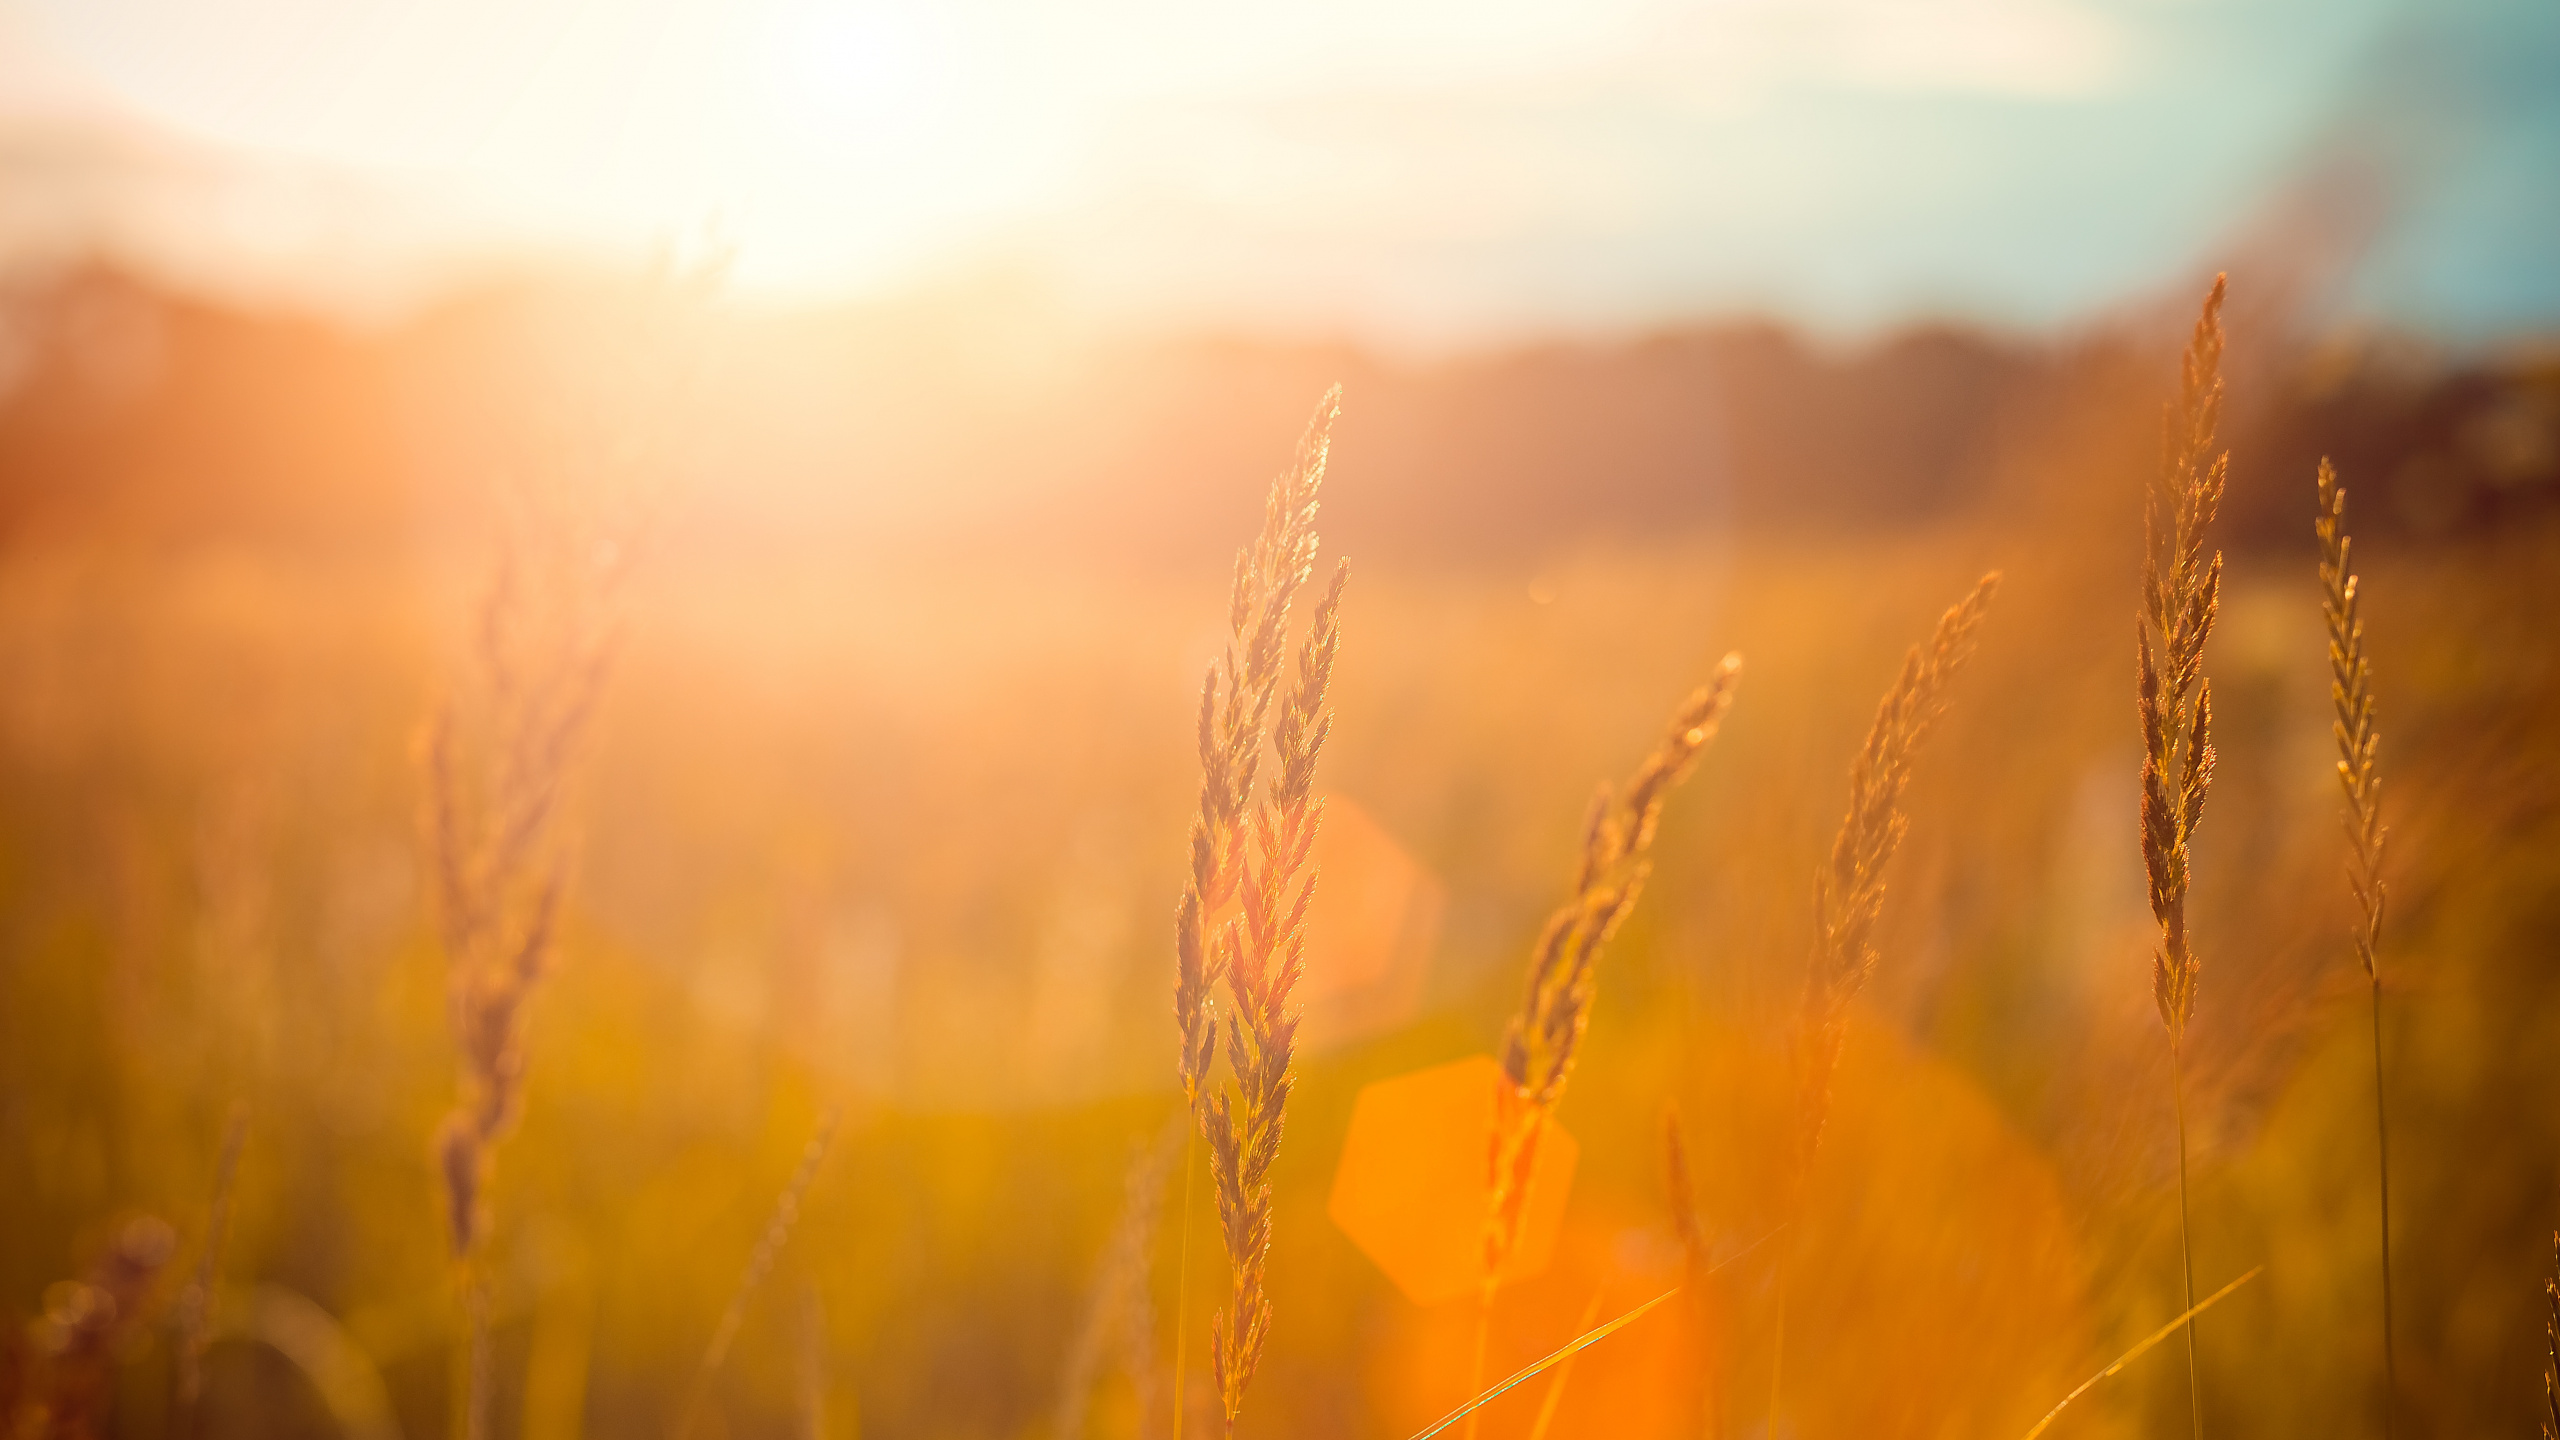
[{"xmin": 6, "ymin": 0, "xmax": 2487, "ymax": 342}]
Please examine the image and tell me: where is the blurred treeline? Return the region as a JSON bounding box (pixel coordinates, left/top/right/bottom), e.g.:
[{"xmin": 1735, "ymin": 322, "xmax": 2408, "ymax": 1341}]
[
  {"xmin": 2, "ymin": 264, "xmax": 2554, "ymax": 562},
  {"xmin": 1, "ymin": 262, "xmax": 2557, "ymax": 1439}
]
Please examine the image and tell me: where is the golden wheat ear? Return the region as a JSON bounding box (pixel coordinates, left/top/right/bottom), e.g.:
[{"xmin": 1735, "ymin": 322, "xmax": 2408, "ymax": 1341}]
[
  {"xmin": 1488, "ymin": 655, "xmax": 1742, "ymax": 1280},
  {"xmin": 2137, "ymin": 275, "xmax": 2232, "ymax": 1440},
  {"xmin": 1796, "ymin": 570, "xmax": 1998, "ymax": 1183},
  {"xmin": 1170, "ymin": 385, "xmax": 1350, "ymax": 1439},
  {"xmin": 2318, "ymin": 455, "xmax": 2402, "ymax": 1435},
  {"xmin": 1765, "ymin": 571, "xmax": 1997, "ymax": 1438},
  {"xmin": 1463, "ymin": 655, "xmax": 1738, "ymax": 1440}
]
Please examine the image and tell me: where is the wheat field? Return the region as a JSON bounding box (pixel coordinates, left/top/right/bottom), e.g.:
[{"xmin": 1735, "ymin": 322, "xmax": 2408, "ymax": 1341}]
[{"xmin": 2, "ymin": 269, "xmax": 2559, "ymax": 1440}]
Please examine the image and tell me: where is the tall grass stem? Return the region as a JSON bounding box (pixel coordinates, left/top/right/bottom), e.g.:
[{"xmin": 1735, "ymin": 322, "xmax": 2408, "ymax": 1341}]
[
  {"xmin": 2370, "ymin": 976, "xmax": 2395, "ymax": 1437},
  {"xmin": 1172, "ymin": 1130, "xmax": 1197, "ymax": 1440},
  {"xmin": 2173, "ymin": 1047, "xmax": 2200, "ymax": 1440}
]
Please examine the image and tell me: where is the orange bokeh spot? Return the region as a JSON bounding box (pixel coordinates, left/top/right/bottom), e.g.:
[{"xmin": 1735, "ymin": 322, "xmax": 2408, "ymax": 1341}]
[
  {"xmin": 1328, "ymin": 1055, "xmax": 1578, "ymax": 1306},
  {"xmin": 1300, "ymin": 795, "xmax": 1443, "ymax": 1048}
]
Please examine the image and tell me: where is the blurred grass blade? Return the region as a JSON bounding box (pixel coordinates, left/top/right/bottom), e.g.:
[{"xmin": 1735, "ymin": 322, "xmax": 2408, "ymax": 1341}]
[
  {"xmin": 2019, "ymin": 1264, "xmax": 2263, "ymax": 1440},
  {"xmin": 1404, "ymin": 1287, "xmax": 1678, "ymax": 1440},
  {"xmin": 1524, "ymin": 1286, "xmax": 1607, "ymax": 1440}
]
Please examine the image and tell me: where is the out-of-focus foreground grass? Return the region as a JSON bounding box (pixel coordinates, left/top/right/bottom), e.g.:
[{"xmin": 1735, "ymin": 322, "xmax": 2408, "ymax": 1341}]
[{"xmin": 2, "ymin": 274, "xmax": 2558, "ymax": 1439}]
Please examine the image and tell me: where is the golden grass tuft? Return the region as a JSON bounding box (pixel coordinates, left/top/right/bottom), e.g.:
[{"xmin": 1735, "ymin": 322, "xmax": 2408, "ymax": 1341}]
[
  {"xmin": 1486, "ymin": 657, "xmax": 1742, "ymax": 1287},
  {"xmin": 2139, "ymin": 276, "xmax": 2229, "ymax": 1052},
  {"xmin": 2318, "ymin": 454, "xmax": 2400, "ymax": 1432},
  {"xmin": 2139, "ymin": 273, "xmax": 2229, "ymax": 1440},
  {"xmin": 1793, "ymin": 573, "xmax": 1997, "ymax": 1184},
  {"xmin": 1170, "ymin": 386, "xmax": 1350, "ymax": 1437},
  {"xmin": 424, "ymin": 489, "xmax": 632, "ymax": 1440},
  {"xmin": 1765, "ymin": 570, "xmax": 1996, "ymax": 1434}
]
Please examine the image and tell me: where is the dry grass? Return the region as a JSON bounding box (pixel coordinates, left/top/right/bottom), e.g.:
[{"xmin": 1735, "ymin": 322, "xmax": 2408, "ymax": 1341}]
[
  {"xmin": 169, "ymin": 1104, "xmax": 248, "ymax": 1437},
  {"xmin": 1058, "ymin": 1125, "xmax": 1180, "ymax": 1440},
  {"xmin": 2138, "ymin": 276, "xmax": 2229, "ymax": 1438},
  {"xmin": 2016, "ymin": 1264, "xmax": 2262, "ymax": 1440},
  {"xmin": 1794, "ymin": 573, "xmax": 1997, "ymax": 1184},
  {"xmin": 676, "ymin": 1105, "xmax": 842, "ymax": 1440},
  {"xmin": 2317, "ymin": 455, "xmax": 2398, "ymax": 1431},
  {"xmin": 1487, "ymin": 657, "xmax": 1741, "ymax": 1288},
  {"xmin": 1767, "ymin": 570, "xmax": 1997, "ymax": 1429},
  {"xmin": 2543, "ymin": 1232, "xmax": 2558, "ymax": 1440},
  {"xmin": 424, "ymin": 488, "xmax": 629, "ymax": 1440},
  {"xmin": 1171, "ymin": 387, "xmax": 1350, "ymax": 1437},
  {"xmin": 1660, "ymin": 1110, "xmax": 1717, "ymax": 1440},
  {"xmin": 11, "ymin": 266, "xmax": 2560, "ymax": 1440}
]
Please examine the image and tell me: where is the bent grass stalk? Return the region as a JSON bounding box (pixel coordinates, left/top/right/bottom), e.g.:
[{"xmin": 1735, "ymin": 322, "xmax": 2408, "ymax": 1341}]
[
  {"xmin": 1473, "ymin": 659, "xmax": 1742, "ymax": 1432},
  {"xmin": 1411, "ymin": 1227, "xmax": 1785, "ymax": 1440},
  {"xmin": 1409, "ymin": 1289, "xmax": 1683, "ymax": 1440},
  {"xmin": 2016, "ymin": 1265, "xmax": 2263, "ymax": 1440},
  {"xmin": 1771, "ymin": 571, "xmax": 2000, "ymax": 1432},
  {"xmin": 2139, "ymin": 276, "xmax": 2229, "ymax": 1440},
  {"xmin": 1171, "ymin": 387, "xmax": 1350, "ymax": 1437},
  {"xmin": 1524, "ymin": 1287, "xmax": 1606, "ymax": 1440},
  {"xmin": 2316, "ymin": 458, "xmax": 2397, "ymax": 1433},
  {"xmin": 674, "ymin": 1105, "xmax": 843, "ymax": 1440}
]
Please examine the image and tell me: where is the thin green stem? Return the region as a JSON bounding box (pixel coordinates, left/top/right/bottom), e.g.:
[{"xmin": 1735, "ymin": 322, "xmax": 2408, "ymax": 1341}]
[
  {"xmin": 2370, "ymin": 973, "xmax": 2396, "ymax": 1439},
  {"xmin": 2173, "ymin": 1044, "xmax": 2201, "ymax": 1440},
  {"xmin": 1172, "ymin": 1128, "xmax": 1197, "ymax": 1440}
]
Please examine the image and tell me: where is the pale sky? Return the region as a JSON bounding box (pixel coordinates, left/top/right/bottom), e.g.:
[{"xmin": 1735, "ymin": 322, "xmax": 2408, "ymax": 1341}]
[{"xmin": 0, "ymin": 0, "xmax": 2552, "ymax": 345}]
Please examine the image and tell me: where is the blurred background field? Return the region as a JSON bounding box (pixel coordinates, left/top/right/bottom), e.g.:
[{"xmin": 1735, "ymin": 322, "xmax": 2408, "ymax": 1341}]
[{"xmin": 3, "ymin": 1, "xmax": 2560, "ymax": 1438}]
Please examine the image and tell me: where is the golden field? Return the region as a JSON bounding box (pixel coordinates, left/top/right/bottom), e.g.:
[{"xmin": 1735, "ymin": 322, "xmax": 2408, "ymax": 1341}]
[{"xmin": 2, "ymin": 270, "xmax": 2558, "ymax": 1438}]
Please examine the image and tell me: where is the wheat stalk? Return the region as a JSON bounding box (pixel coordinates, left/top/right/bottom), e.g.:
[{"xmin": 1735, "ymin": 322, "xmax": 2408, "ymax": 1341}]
[
  {"xmin": 2139, "ymin": 276, "xmax": 2229, "ymax": 1440},
  {"xmin": 2017, "ymin": 1265, "xmax": 2263, "ymax": 1440},
  {"xmin": 1662, "ymin": 1108, "xmax": 1722, "ymax": 1440},
  {"xmin": 1058, "ymin": 1123, "xmax": 1180, "ymax": 1440},
  {"xmin": 1766, "ymin": 570, "xmax": 1997, "ymax": 1433},
  {"xmin": 172, "ymin": 1104, "xmax": 250, "ymax": 1440},
  {"xmin": 1795, "ymin": 573, "xmax": 1996, "ymax": 1175},
  {"xmin": 1171, "ymin": 386, "xmax": 1349, "ymax": 1438},
  {"xmin": 674, "ymin": 1105, "xmax": 842, "ymax": 1440},
  {"xmin": 1460, "ymin": 662, "xmax": 1736, "ymax": 1436},
  {"xmin": 426, "ymin": 488, "xmax": 629, "ymax": 1440},
  {"xmin": 2316, "ymin": 456, "xmax": 2399, "ymax": 1434},
  {"xmin": 1486, "ymin": 658, "xmax": 1741, "ymax": 1286},
  {"xmin": 2542, "ymin": 1232, "xmax": 2559, "ymax": 1440},
  {"xmin": 796, "ymin": 1279, "xmax": 831, "ymax": 1440}
]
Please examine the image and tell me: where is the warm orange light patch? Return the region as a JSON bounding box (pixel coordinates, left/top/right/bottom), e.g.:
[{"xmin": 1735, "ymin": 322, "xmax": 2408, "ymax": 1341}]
[
  {"xmin": 1367, "ymin": 1208, "xmax": 1697, "ymax": 1440},
  {"xmin": 1328, "ymin": 1055, "xmax": 1577, "ymax": 1306},
  {"xmin": 1300, "ymin": 795, "xmax": 1443, "ymax": 1047}
]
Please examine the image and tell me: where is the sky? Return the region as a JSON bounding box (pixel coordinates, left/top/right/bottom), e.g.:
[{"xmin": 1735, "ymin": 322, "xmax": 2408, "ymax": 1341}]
[{"xmin": 0, "ymin": 0, "xmax": 2553, "ymax": 347}]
